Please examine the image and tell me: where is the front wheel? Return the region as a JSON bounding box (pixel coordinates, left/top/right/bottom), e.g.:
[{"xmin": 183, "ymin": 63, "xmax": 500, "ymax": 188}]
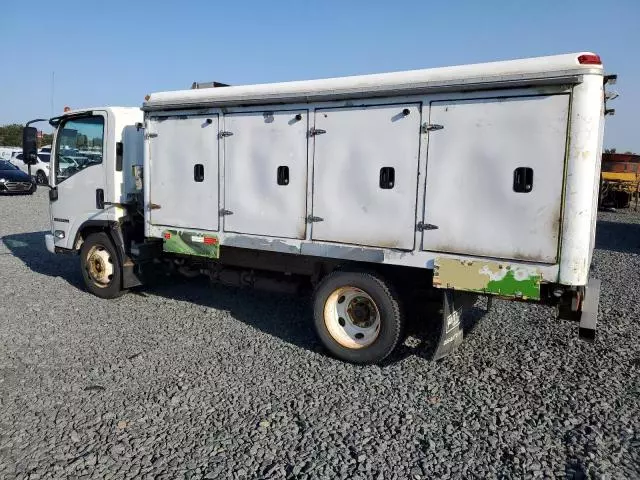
[
  {"xmin": 313, "ymin": 270, "xmax": 404, "ymax": 364},
  {"xmin": 80, "ymin": 232, "xmax": 125, "ymax": 299}
]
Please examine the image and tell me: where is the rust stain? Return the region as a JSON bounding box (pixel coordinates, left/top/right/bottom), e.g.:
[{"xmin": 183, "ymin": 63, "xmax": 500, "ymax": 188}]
[{"xmin": 433, "ymin": 258, "xmax": 487, "ymax": 290}]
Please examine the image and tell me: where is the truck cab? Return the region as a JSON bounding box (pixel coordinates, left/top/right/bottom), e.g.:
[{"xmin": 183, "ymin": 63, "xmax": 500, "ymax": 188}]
[{"xmin": 36, "ymin": 108, "xmax": 143, "ymax": 255}]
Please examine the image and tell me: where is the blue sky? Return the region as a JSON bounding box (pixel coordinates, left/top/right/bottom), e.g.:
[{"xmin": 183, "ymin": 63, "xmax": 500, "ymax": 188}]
[{"xmin": 1, "ymin": 0, "xmax": 638, "ymax": 151}]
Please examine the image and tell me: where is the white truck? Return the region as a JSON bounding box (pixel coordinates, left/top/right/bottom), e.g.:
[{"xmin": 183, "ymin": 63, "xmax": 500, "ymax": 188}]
[{"xmin": 22, "ymin": 52, "xmax": 612, "ymax": 364}]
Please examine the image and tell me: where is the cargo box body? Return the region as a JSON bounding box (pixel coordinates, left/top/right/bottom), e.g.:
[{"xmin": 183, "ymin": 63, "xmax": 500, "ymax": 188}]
[{"xmin": 141, "ymin": 53, "xmax": 605, "ymax": 298}]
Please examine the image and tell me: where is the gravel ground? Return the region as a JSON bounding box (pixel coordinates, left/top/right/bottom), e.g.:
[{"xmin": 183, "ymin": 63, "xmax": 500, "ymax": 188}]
[{"xmin": 0, "ymin": 188, "xmax": 638, "ymax": 480}]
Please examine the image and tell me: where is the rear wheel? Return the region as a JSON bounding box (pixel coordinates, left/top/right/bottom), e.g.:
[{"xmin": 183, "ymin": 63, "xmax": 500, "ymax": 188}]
[
  {"xmin": 80, "ymin": 232, "xmax": 125, "ymax": 299},
  {"xmin": 313, "ymin": 270, "xmax": 404, "ymax": 364}
]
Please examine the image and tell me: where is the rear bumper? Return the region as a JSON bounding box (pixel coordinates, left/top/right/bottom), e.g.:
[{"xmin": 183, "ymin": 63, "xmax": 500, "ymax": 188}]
[{"xmin": 45, "ymin": 234, "xmax": 55, "ymax": 254}]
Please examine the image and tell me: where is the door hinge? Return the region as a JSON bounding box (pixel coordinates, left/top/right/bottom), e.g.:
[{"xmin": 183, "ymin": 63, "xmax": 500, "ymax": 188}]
[
  {"xmin": 145, "ymin": 133, "xmax": 158, "ymax": 139},
  {"xmin": 422, "ymin": 123, "xmax": 444, "ymax": 133},
  {"xmin": 220, "ymin": 209, "xmax": 234, "ymax": 216},
  {"xmin": 417, "ymin": 222, "xmax": 438, "ymax": 231},
  {"xmin": 309, "ymin": 128, "xmax": 326, "ymax": 137},
  {"xmin": 148, "ymin": 203, "xmax": 162, "ymax": 210},
  {"xmin": 218, "ymin": 131, "xmax": 233, "ymax": 138},
  {"xmin": 306, "ymin": 215, "xmax": 324, "ymax": 223}
]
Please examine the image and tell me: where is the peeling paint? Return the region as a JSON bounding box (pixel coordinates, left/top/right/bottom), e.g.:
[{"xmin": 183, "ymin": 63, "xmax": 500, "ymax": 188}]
[
  {"xmin": 433, "ymin": 257, "xmax": 541, "ymax": 300},
  {"xmin": 300, "ymin": 243, "xmax": 384, "ymax": 262},
  {"xmin": 225, "ymin": 235, "xmax": 300, "ymax": 255}
]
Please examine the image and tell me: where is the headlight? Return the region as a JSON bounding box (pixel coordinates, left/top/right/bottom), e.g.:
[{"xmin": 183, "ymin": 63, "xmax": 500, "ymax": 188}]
[{"xmin": 0, "ymin": 178, "xmax": 5, "ymax": 183}]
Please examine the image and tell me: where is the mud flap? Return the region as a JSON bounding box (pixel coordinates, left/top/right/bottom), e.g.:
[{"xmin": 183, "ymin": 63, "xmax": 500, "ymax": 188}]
[
  {"xmin": 432, "ymin": 290, "xmax": 476, "ymax": 361},
  {"xmin": 122, "ymin": 258, "xmax": 143, "ymax": 289},
  {"xmin": 578, "ymin": 278, "xmax": 601, "ymax": 342}
]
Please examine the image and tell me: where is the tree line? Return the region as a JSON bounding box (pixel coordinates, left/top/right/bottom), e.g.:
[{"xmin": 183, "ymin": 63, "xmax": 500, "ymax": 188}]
[{"xmin": 0, "ymin": 124, "xmax": 53, "ymax": 147}]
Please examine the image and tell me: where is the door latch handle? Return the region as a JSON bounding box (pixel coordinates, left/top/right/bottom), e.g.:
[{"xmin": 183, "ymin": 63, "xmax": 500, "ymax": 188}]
[
  {"xmin": 96, "ymin": 188, "xmax": 104, "ymax": 209},
  {"xmin": 513, "ymin": 167, "xmax": 534, "ymax": 193},
  {"xmin": 277, "ymin": 166, "xmax": 289, "ymax": 185},
  {"xmin": 194, "ymin": 164, "xmax": 204, "ymax": 182}
]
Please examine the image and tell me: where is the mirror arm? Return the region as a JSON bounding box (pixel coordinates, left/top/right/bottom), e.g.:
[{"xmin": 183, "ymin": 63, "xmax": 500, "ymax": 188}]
[{"xmin": 26, "ymin": 118, "xmax": 48, "ymax": 127}]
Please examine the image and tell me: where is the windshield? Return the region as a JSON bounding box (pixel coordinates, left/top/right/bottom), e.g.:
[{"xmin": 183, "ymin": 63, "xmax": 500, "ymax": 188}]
[
  {"xmin": 55, "ymin": 116, "xmax": 104, "ymax": 183},
  {"xmin": 0, "ymin": 160, "xmax": 18, "ymax": 170}
]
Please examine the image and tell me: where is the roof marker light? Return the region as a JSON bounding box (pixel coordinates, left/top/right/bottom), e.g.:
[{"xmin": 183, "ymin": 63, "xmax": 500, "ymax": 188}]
[
  {"xmin": 578, "ymin": 54, "xmax": 602, "ymax": 65},
  {"xmin": 63, "ymin": 106, "xmax": 71, "ymax": 112}
]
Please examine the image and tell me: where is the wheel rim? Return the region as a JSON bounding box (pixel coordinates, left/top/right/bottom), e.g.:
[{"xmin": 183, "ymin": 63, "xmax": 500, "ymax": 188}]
[
  {"xmin": 37, "ymin": 172, "xmax": 46, "ymax": 184},
  {"xmin": 85, "ymin": 245, "xmax": 114, "ymax": 287},
  {"xmin": 324, "ymin": 286, "xmax": 381, "ymax": 349}
]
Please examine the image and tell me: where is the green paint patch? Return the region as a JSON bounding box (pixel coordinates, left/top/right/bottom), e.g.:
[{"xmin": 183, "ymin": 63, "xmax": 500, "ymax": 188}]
[
  {"xmin": 433, "ymin": 257, "xmax": 541, "ymax": 300},
  {"xmin": 163, "ymin": 230, "xmax": 219, "ymax": 259},
  {"xmin": 486, "ymin": 269, "xmax": 540, "ymax": 300}
]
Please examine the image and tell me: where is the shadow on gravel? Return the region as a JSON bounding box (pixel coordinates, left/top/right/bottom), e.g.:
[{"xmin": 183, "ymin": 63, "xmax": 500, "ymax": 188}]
[
  {"xmin": 1, "ymin": 230, "xmax": 83, "ymax": 289},
  {"xmin": 142, "ymin": 277, "xmax": 490, "ymax": 366},
  {"xmin": 141, "ymin": 277, "xmax": 324, "ymax": 357},
  {"xmin": 595, "ymin": 219, "xmax": 640, "ymax": 254}
]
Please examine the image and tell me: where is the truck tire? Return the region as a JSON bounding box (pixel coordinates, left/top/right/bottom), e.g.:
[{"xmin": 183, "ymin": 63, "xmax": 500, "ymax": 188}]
[
  {"xmin": 36, "ymin": 170, "xmax": 47, "ymax": 185},
  {"xmin": 80, "ymin": 232, "xmax": 125, "ymax": 299},
  {"xmin": 313, "ymin": 270, "xmax": 404, "ymax": 364}
]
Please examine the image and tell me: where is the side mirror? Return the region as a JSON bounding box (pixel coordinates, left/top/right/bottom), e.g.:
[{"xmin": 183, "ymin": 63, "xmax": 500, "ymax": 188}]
[{"xmin": 22, "ymin": 127, "xmax": 39, "ymax": 165}]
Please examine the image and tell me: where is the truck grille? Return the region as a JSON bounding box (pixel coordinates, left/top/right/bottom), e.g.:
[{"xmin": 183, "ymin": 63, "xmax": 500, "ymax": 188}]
[{"xmin": 2, "ymin": 181, "xmax": 32, "ymax": 192}]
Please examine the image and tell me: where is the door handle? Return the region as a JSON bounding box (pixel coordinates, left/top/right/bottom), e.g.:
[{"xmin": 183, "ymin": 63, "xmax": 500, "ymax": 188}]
[
  {"xmin": 379, "ymin": 167, "xmax": 395, "ymax": 189},
  {"xmin": 194, "ymin": 164, "xmax": 204, "ymax": 182},
  {"xmin": 277, "ymin": 166, "xmax": 289, "ymax": 185},
  {"xmin": 96, "ymin": 188, "xmax": 104, "ymax": 209},
  {"xmin": 513, "ymin": 167, "xmax": 534, "ymax": 193}
]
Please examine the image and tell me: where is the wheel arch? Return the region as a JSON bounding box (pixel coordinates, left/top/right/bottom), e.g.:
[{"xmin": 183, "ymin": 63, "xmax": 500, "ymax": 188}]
[
  {"xmin": 74, "ymin": 219, "xmax": 143, "ymax": 290},
  {"xmin": 73, "ymin": 220, "xmax": 125, "ymax": 263}
]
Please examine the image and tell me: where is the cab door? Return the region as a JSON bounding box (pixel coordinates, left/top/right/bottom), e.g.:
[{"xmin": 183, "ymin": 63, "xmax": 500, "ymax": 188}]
[{"xmin": 50, "ymin": 113, "xmax": 109, "ymax": 250}]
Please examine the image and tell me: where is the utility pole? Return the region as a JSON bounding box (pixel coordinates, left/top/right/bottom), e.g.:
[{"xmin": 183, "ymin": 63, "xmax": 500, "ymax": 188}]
[{"xmin": 51, "ymin": 72, "xmax": 55, "ymax": 117}]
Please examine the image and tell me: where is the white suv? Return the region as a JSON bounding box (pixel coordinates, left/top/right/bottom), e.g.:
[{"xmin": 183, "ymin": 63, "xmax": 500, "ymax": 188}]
[{"xmin": 11, "ymin": 152, "xmax": 51, "ymax": 185}]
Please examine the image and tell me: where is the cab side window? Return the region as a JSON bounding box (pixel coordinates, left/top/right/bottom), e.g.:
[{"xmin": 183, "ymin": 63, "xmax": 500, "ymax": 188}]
[{"xmin": 55, "ymin": 116, "xmax": 104, "ymax": 183}]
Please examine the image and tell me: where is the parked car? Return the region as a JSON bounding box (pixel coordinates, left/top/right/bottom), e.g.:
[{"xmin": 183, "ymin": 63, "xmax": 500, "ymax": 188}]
[
  {"xmin": 0, "ymin": 160, "xmax": 36, "ymax": 194},
  {"xmin": 0, "ymin": 147, "xmax": 22, "ymax": 161},
  {"xmin": 11, "ymin": 152, "xmax": 50, "ymax": 185}
]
